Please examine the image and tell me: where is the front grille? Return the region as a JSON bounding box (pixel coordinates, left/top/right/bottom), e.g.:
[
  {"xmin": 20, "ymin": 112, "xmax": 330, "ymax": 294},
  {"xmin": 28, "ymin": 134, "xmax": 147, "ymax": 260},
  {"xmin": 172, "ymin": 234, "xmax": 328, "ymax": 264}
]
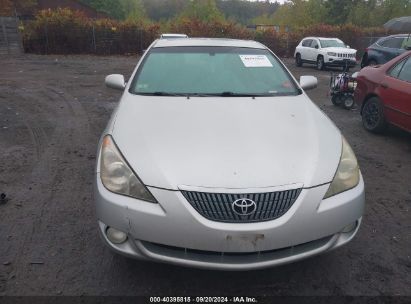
[
  {"xmin": 338, "ymin": 53, "xmax": 355, "ymax": 58},
  {"xmin": 181, "ymin": 188, "xmax": 302, "ymax": 223}
]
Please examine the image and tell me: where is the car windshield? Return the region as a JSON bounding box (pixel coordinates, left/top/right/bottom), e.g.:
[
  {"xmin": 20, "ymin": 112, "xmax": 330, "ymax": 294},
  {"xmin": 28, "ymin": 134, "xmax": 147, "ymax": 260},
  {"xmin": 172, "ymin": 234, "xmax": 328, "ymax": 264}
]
[
  {"xmin": 130, "ymin": 46, "xmax": 300, "ymax": 96},
  {"xmin": 319, "ymin": 39, "xmax": 346, "ymax": 48}
]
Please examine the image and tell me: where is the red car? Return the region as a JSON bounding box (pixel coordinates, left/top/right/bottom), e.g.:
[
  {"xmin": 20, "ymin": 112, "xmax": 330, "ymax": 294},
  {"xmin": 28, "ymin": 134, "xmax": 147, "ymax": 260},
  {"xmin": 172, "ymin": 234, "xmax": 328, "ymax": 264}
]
[{"xmin": 354, "ymin": 50, "xmax": 411, "ymax": 133}]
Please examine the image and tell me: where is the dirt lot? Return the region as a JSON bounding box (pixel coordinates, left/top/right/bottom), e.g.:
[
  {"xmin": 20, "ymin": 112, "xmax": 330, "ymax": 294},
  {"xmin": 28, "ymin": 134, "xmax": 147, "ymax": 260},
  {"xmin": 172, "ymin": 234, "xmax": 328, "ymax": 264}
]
[{"xmin": 0, "ymin": 54, "xmax": 410, "ymax": 296}]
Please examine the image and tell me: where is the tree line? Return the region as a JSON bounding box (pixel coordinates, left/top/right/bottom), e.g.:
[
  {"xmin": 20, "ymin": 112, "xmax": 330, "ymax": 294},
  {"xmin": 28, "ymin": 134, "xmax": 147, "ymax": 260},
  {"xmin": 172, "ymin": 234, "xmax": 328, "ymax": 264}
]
[
  {"xmin": 269, "ymin": 0, "xmax": 411, "ymax": 28},
  {"xmin": 78, "ymin": 0, "xmax": 411, "ymax": 28},
  {"xmin": 75, "ymin": 0, "xmax": 279, "ymax": 24},
  {"xmin": 1, "ymin": 0, "xmax": 410, "ymax": 29}
]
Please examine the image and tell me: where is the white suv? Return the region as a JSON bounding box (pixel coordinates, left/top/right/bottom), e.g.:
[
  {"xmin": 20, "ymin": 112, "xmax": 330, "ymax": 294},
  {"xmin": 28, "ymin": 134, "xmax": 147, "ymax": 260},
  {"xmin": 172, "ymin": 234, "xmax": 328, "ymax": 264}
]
[{"xmin": 294, "ymin": 37, "xmax": 357, "ymax": 71}]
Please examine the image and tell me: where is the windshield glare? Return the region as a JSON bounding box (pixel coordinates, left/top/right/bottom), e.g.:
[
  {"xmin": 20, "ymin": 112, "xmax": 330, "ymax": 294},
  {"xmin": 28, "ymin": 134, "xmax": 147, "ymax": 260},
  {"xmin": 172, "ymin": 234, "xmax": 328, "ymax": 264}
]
[
  {"xmin": 320, "ymin": 39, "xmax": 346, "ymax": 48},
  {"xmin": 130, "ymin": 46, "xmax": 299, "ymax": 96}
]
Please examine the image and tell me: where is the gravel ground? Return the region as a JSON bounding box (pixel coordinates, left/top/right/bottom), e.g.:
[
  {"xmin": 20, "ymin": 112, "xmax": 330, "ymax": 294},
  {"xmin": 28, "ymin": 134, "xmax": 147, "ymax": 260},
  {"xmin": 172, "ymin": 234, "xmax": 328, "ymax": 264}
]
[{"xmin": 0, "ymin": 54, "xmax": 410, "ymax": 296}]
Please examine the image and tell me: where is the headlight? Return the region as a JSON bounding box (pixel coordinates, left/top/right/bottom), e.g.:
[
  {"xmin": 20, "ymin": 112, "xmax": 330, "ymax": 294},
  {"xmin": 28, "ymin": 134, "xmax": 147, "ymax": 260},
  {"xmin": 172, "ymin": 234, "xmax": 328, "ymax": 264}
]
[
  {"xmin": 323, "ymin": 137, "xmax": 360, "ymax": 199},
  {"xmin": 327, "ymin": 52, "xmax": 337, "ymax": 56},
  {"xmin": 100, "ymin": 135, "xmax": 157, "ymax": 203}
]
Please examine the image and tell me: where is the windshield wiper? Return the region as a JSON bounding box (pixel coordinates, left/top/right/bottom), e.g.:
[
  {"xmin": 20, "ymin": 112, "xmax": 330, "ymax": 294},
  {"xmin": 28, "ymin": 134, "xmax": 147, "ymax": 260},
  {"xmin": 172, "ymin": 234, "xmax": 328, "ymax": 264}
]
[
  {"xmin": 137, "ymin": 92, "xmax": 218, "ymax": 97},
  {"xmin": 137, "ymin": 92, "xmax": 187, "ymax": 96},
  {"xmin": 217, "ymin": 92, "xmax": 274, "ymax": 97},
  {"xmin": 136, "ymin": 91, "xmax": 295, "ymax": 97}
]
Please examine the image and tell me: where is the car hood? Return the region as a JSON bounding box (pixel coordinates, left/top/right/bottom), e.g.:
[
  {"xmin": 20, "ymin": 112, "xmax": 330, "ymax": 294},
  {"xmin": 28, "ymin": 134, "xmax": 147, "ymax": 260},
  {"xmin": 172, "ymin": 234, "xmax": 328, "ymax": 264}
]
[
  {"xmin": 324, "ymin": 47, "xmax": 357, "ymax": 54},
  {"xmin": 111, "ymin": 94, "xmax": 342, "ymax": 190}
]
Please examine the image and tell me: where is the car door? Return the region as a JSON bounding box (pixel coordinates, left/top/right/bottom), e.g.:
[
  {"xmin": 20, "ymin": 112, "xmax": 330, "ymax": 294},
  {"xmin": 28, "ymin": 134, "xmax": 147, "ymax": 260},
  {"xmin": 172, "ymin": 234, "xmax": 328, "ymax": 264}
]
[
  {"xmin": 309, "ymin": 39, "xmax": 320, "ymax": 62},
  {"xmin": 379, "ymin": 56, "xmax": 411, "ymax": 131},
  {"xmin": 300, "ymin": 39, "xmax": 312, "ymax": 62},
  {"xmin": 378, "ymin": 37, "xmax": 406, "ymax": 63}
]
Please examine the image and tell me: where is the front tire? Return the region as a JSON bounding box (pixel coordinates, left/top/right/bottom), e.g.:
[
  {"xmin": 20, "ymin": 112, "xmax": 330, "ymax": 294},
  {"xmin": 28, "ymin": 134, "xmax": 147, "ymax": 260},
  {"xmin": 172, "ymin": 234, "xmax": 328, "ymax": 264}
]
[
  {"xmin": 317, "ymin": 56, "xmax": 325, "ymax": 70},
  {"xmin": 342, "ymin": 95, "xmax": 355, "ymax": 110},
  {"xmin": 362, "ymin": 97, "xmax": 386, "ymax": 133},
  {"xmin": 331, "ymin": 95, "xmax": 342, "ymax": 106},
  {"xmin": 295, "ymin": 54, "xmax": 302, "ymax": 67}
]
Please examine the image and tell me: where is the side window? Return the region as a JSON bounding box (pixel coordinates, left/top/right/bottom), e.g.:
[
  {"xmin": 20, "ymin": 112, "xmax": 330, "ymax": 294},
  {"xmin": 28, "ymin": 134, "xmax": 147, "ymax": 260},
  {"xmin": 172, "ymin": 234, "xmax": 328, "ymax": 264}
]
[
  {"xmin": 310, "ymin": 40, "xmax": 319, "ymax": 49},
  {"xmin": 392, "ymin": 38, "xmax": 405, "ymax": 49},
  {"xmin": 302, "ymin": 39, "xmax": 312, "ymax": 47},
  {"xmin": 379, "ymin": 38, "xmax": 393, "ymax": 47},
  {"xmin": 389, "ymin": 59, "xmax": 406, "ymax": 78},
  {"xmin": 380, "ymin": 37, "xmax": 405, "ymax": 49},
  {"xmin": 398, "ymin": 57, "xmax": 411, "ymax": 82}
]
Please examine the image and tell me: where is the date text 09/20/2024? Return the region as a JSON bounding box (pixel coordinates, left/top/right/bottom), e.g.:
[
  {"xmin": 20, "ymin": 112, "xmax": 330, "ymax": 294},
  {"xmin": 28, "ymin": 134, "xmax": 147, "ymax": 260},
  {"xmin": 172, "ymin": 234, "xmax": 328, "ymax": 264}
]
[{"xmin": 149, "ymin": 297, "xmax": 257, "ymax": 303}]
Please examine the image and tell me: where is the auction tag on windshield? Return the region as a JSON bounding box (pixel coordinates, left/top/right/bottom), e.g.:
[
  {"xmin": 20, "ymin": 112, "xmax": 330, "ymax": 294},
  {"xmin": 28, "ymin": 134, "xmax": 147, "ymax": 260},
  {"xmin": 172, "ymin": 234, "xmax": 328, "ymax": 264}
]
[{"xmin": 239, "ymin": 55, "xmax": 273, "ymax": 67}]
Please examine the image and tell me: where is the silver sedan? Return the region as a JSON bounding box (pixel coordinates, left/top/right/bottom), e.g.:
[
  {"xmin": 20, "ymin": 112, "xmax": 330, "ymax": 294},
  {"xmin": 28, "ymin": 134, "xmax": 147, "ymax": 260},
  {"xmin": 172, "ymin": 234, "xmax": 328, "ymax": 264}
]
[{"xmin": 95, "ymin": 38, "xmax": 365, "ymax": 270}]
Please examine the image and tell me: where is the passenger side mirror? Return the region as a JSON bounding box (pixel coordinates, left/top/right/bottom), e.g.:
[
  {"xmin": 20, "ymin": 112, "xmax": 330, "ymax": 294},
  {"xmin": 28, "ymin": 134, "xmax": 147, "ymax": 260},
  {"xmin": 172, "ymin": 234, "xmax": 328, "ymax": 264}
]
[
  {"xmin": 105, "ymin": 74, "xmax": 126, "ymax": 90},
  {"xmin": 315, "ymin": 45, "xmax": 319, "ymax": 49},
  {"xmin": 300, "ymin": 76, "xmax": 318, "ymax": 91}
]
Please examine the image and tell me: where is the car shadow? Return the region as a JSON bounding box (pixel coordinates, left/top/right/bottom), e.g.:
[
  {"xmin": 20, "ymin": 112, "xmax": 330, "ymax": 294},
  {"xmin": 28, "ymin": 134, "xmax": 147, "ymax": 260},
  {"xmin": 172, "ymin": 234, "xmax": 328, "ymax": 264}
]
[
  {"xmin": 384, "ymin": 125, "xmax": 411, "ymax": 141},
  {"xmin": 109, "ymin": 249, "xmax": 344, "ymax": 295}
]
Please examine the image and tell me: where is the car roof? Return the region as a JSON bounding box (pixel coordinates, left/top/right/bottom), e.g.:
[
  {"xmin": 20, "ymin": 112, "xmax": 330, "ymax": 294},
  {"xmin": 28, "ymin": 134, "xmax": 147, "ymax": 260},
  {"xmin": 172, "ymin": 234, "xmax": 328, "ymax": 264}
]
[
  {"xmin": 152, "ymin": 38, "xmax": 266, "ymax": 49},
  {"xmin": 380, "ymin": 34, "xmax": 410, "ymax": 38},
  {"xmin": 380, "ymin": 50, "xmax": 411, "ymax": 69},
  {"xmin": 160, "ymin": 33, "xmax": 188, "ymax": 38},
  {"xmin": 375, "ymin": 34, "xmax": 410, "ymax": 45},
  {"xmin": 303, "ymin": 37, "xmax": 342, "ymax": 41}
]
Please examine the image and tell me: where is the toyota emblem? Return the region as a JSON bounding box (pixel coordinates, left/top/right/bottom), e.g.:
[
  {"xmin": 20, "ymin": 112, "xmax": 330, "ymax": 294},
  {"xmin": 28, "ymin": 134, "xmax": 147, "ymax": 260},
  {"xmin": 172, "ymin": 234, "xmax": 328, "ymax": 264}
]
[{"xmin": 232, "ymin": 198, "xmax": 257, "ymax": 216}]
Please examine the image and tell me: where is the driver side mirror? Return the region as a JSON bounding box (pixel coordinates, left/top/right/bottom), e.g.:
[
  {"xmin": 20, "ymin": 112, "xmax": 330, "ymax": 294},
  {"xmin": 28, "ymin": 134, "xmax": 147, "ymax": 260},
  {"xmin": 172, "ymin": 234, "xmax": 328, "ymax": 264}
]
[
  {"xmin": 300, "ymin": 76, "xmax": 318, "ymax": 91},
  {"xmin": 105, "ymin": 74, "xmax": 126, "ymax": 90},
  {"xmin": 314, "ymin": 45, "xmax": 319, "ymax": 49}
]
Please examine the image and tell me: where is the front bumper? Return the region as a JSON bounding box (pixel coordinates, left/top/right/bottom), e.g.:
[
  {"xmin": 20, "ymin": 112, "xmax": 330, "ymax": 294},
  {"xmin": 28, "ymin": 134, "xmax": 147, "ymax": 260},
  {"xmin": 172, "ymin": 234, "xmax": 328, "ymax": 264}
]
[
  {"xmin": 94, "ymin": 175, "xmax": 365, "ymax": 270},
  {"xmin": 326, "ymin": 58, "xmax": 357, "ymax": 67}
]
